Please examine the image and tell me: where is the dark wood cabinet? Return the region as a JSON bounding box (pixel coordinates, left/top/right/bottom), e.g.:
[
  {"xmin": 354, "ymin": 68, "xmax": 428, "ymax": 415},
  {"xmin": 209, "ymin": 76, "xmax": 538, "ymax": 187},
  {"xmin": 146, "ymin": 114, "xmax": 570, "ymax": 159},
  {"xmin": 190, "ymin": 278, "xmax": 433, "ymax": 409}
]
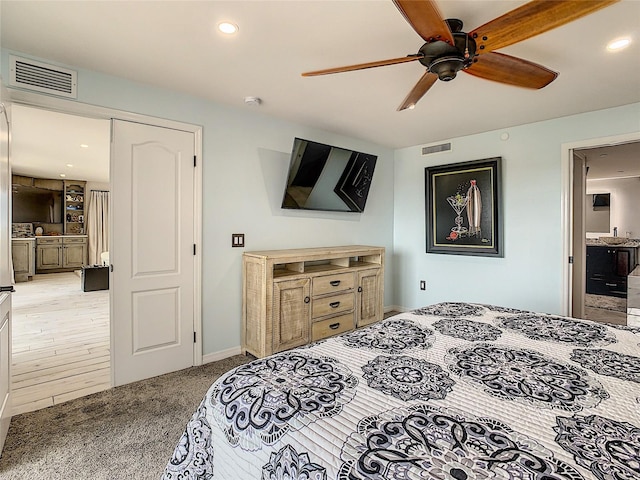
[{"xmin": 586, "ymin": 245, "xmax": 638, "ymax": 298}]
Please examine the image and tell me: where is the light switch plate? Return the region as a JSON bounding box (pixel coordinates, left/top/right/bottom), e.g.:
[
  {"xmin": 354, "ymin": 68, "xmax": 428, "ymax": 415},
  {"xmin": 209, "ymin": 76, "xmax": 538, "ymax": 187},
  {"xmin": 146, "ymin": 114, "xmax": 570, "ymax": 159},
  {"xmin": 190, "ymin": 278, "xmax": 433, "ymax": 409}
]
[{"xmin": 232, "ymin": 233, "xmax": 245, "ymax": 247}]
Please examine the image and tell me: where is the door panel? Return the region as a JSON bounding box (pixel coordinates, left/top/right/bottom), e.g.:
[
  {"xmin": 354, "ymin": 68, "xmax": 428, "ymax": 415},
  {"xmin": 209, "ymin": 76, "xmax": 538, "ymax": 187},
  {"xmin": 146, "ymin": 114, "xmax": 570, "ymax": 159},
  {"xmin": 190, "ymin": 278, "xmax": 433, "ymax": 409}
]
[
  {"xmin": 0, "ymin": 95, "xmax": 12, "ymax": 453},
  {"xmin": 273, "ymin": 278, "xmax": 310, "ymax": 352},
  {"xmin": 111, "ymin": 120, "xmax": 195, "ymax": 386},
  {"xmin": 0, "ymin": 295, "xmax": 10, "ymax": 453},
  {"xmin": 357, "ymin": 269, "xmax": 382, "ymax": 328},
  {"xmin": 571, "ymin": 153, "xmax": 587, "ymax": 318}
]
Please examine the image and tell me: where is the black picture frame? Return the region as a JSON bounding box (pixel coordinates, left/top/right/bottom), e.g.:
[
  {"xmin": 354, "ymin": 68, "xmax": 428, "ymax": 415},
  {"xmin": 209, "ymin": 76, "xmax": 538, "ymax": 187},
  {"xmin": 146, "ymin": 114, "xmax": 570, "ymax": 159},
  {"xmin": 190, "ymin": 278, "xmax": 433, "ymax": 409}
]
[{"xmin": 425, "ymin": 157, "xmax": 503, "ymax": 257}]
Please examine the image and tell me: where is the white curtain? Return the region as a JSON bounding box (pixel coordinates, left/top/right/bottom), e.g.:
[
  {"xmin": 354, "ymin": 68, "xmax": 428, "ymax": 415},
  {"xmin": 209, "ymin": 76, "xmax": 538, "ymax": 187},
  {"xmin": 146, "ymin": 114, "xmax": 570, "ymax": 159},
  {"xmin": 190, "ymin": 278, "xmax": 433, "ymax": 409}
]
[{"xmin": 87, "ymin": 190, "xmax": 109, "ymax": 266}]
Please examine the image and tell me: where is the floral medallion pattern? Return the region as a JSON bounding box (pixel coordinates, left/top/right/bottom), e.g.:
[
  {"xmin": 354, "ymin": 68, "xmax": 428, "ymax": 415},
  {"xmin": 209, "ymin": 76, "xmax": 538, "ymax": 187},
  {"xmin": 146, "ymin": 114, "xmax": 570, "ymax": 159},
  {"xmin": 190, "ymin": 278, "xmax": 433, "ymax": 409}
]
[
  {"xmin": 413, "ymin": 302, "xmax": 485, "ymax": 318},
  {"xmin": 446, "ymin": 344, "xmax": 609, "ymax": 411},
  {"xmin": 163, "ymin": 404, "xmax": 215, "ymax": 479},
  {"xmin": 570, "ymin": 349, "xmax": 640, "ymax": 383},
  {"xmin": 555, "ymin": 414, "xmax": 640, "ymax": 480},
  {"xmin": 340, "ymin": 319, "xmax": 433, "ymax": 354},
  {"xmin": 432, "ymin": 318, "xmax": 503, "ymax": 342},
  {"xmin": 338, "ymin": 404, "xmax": 583, "ymax": 480},
  {"xmin": 211, "ymin": 352, "xmax": 357, "ymax": 450},
  {"xmin": 262, "ymin": 445, "xmax": 326, "ymax": 480},
  {"xmin": 498, "ymin": 314, "xmax": 617, "ymax": 346},
  {"xmin": 361, "ymin": 355, "xmax": 455, "ymax": 401},
  {"xmin": 481, "ymin": 304, "xmax": 530, "ymax": 314}
]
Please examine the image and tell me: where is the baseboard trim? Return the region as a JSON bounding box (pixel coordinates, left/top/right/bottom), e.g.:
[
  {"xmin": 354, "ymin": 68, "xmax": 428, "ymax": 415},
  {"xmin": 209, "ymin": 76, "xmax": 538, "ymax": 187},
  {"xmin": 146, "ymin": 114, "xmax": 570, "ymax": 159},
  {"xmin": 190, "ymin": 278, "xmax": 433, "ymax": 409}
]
[
  {"xmin": 385, "ymin": 305, "xmax": 408, "ymax": 313},
  {"xmin": 202, "ymin": 346, "xmax": 243, "ymax": 364}
]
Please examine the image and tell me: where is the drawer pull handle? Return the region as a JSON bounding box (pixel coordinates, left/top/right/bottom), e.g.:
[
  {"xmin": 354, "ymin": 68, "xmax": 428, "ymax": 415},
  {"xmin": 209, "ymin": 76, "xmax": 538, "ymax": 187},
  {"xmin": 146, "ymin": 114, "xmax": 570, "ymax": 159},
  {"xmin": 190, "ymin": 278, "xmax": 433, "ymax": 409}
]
[
  {"xmin": 329, "ymin": 323, "xmax": 340, "ymax": 330},
  {"xmin": 358, "ymin": 286, "xmax": 363, "ymax": 293},
  {"xmin": 605, "ymin": 283, "xmax": 617, "ymax": 287},
  {"xmin": 330, "ymin": 280, "xmax": 341, "ymax": 287},
  {"xmin": 329, "ymin": 301, "xmax": 340, "ymax": 308},
  {"xmin": 304, "ymin": 296, "xmax": 310, "ymax": 303}
]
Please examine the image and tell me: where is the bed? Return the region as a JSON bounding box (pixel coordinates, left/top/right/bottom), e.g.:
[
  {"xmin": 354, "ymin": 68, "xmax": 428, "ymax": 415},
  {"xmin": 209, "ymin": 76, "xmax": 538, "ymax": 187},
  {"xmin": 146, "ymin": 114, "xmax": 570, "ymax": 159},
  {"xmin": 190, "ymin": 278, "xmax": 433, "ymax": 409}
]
[{"xmin": 162, "ymin": 302, "xmax": 640, "ymax": 479}]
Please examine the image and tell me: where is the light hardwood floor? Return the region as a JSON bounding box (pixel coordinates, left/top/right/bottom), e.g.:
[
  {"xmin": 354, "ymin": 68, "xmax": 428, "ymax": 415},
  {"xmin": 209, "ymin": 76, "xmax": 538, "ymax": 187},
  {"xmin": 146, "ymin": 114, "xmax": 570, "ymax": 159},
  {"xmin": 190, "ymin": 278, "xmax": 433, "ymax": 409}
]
[{"xmin": 11, "ymin": 272, "xmax": 110, "ymax": 415}]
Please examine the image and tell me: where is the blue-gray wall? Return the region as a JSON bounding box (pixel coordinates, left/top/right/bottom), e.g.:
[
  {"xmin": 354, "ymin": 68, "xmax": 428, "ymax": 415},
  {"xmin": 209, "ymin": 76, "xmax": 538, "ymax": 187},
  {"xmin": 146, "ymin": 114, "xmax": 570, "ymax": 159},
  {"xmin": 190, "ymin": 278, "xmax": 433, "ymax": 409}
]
[
  {"xmin": 393, "ymin": 103, "xmax": 640, "ymax": 314},
  {"xmin": 1, "ymin": 50, "xmax": 396, "ymax": 357}
]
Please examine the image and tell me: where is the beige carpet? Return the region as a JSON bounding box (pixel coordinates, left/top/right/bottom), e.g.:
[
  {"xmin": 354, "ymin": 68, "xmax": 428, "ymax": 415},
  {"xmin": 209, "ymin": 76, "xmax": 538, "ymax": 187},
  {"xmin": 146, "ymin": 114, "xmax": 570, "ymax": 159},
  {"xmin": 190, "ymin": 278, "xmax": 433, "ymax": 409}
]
[{"xmin": 0, "ymin": 355, "xmax": 251, "ymax": 480}]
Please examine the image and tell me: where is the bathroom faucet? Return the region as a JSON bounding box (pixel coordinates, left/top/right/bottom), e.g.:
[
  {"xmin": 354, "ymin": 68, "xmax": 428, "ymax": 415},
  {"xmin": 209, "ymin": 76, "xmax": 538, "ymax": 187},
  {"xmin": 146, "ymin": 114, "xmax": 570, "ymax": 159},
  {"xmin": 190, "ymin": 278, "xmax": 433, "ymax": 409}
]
[{"xmin": 613, "ymin": 227, "xmax": 618, "ymax": 237}]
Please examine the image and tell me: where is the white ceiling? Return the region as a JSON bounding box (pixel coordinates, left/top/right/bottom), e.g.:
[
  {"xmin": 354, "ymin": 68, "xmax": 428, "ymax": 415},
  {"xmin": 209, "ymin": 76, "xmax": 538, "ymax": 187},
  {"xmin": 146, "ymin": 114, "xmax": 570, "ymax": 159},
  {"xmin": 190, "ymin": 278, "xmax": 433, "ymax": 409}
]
[
  {"xmin": 2, "ymin": 0, "xmax": 639, "ymax": 151},
  {"xmin": 1, "ymin": 0, "xmax": 640, "ymax": 148},
  {"xmin": 10, "ymin": 105, "xmax": 111, "ymax": 183}
]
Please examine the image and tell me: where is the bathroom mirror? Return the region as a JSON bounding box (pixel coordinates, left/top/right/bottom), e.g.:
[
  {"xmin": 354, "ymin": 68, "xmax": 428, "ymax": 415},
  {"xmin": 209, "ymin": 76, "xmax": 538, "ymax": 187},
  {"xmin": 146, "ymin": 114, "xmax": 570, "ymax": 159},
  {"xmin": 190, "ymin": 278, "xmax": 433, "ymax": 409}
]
[{"xmin": 586, "ymin": 193, "xmax": 610, "ymax": 233}]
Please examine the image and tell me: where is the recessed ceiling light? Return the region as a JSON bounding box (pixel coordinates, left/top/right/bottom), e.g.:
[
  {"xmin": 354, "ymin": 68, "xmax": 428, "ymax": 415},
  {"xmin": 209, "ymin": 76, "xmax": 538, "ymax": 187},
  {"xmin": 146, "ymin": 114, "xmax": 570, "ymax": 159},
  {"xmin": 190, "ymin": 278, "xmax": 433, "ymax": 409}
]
[
  {"xmin": 66, "ymin": 163, "xmax": 74, "ymax": 168},
  {"xmin": 218, "ymin": 22, "xmax": 238, "ymax": 35},
  {"xmin": 607, "ymin": 37, "xmax": 631, "ymax": 51},
  {"xmin": 59, "ymin": 173, "xmax": 66, "ymax": 178},
  {"xmin": 80, "ymin": 144, "xmax": 89, "ymax": 148}
]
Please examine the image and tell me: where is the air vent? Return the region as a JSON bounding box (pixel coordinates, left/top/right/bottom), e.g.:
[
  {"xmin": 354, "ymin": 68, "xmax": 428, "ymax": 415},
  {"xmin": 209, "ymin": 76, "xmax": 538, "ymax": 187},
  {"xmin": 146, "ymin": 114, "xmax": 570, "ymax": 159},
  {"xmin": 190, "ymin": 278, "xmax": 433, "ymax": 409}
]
[
  {"xmin": 422, "ymin": 142, "xmax": 452, "ymax": 155},
  {"xmin": 9, "ymin": 55, "xmax": 77, "ymax": 98}
]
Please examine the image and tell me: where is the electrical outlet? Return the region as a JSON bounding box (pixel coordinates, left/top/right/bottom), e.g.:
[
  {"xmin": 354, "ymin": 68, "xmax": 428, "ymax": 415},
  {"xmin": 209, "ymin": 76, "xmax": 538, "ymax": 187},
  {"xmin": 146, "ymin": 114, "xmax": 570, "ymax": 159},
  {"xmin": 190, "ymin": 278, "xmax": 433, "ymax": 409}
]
[{"xmin": 420, "ymin": 280, "xmax": 426, "ymax": 291}]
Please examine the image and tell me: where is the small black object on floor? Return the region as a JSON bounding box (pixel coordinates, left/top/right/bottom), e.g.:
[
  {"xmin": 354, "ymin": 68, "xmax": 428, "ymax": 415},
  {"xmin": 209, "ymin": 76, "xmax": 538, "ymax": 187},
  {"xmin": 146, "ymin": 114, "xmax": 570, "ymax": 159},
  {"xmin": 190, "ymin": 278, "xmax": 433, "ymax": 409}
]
[{"xmin": 82, "ymin": 265, "xmax": 109, "ymax": 291}]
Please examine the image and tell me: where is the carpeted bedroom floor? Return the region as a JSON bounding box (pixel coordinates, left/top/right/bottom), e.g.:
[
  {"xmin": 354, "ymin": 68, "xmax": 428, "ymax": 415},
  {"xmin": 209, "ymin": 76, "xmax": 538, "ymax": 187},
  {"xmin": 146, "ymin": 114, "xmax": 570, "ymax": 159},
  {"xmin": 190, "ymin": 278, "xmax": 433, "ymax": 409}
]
[{"xmin": 0, "ymin": 354, "xmax": 252, "ymax": 480}]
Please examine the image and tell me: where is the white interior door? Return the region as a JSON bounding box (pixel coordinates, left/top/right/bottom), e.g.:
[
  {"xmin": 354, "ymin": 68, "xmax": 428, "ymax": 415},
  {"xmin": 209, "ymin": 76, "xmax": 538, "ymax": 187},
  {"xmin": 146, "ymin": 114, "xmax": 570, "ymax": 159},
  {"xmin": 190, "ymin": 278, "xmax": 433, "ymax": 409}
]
[
  {"xmin": 572, "ymin": 152, "xmax": 587, "ymax": 318},
  {"xmin": 0, "ymin": 97, "xmax": 12, "ymax": 453},
  {"xmin": 111, "ymin": 120, "xmax": 195, "ymax": 386}
]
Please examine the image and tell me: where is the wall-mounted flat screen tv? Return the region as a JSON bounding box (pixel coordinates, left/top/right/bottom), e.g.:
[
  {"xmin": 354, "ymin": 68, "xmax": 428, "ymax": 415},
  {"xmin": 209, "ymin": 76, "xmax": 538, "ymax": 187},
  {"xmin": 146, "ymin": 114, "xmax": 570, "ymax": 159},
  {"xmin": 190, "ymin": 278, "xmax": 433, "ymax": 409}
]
[{"xmin": 281, "ymin": 138, "xmax": 377, "ymax": 212}]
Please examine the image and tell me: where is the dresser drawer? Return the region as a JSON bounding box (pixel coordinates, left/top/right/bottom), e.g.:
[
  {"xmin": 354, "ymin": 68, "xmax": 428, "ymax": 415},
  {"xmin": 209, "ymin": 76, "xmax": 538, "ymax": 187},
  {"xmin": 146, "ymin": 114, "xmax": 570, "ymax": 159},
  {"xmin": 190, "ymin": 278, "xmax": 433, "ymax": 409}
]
[
  {"xmin": 312, "ymin": 292, "xmax": 354, "ymax": 318},
  {"xmin": 312, "ymin": 272, "xmax": 354, "ymax": 296},
  {"xmin": 63, "ymin": 236, "xmax": 87, "ymax": 244},
  {"xmin": 36, "ymin": 237, "xmax": 62, "ymax": 245},
  {"xmin": 311, "ymin": 313, "xmax": 354, "ymax": 341}
]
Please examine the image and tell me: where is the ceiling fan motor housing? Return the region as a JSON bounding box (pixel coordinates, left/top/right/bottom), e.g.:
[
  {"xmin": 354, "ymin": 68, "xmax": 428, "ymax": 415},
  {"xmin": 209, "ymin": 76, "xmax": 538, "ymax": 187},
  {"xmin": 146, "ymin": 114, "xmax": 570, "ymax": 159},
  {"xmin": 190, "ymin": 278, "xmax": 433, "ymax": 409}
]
[{"xmin": 418, "ymin": 23, "xmax": 477, "ymax": 81}]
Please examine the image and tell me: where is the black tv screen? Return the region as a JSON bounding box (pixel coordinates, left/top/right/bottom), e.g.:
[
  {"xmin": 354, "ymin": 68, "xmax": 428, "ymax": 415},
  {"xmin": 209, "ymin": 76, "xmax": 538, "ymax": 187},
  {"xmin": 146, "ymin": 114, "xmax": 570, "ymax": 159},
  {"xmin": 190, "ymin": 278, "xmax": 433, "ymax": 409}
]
[{"xmin": 281, "ymin": 138, "xmax": 377, "ymax": 212}]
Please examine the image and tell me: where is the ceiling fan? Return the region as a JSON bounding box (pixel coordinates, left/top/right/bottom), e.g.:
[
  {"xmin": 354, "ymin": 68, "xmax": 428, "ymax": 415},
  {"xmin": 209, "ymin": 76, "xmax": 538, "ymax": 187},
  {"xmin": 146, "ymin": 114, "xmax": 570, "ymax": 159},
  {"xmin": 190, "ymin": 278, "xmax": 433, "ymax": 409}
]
[{"xmin": 302, "ymin": 0, "xmax": 619, "ymax": 111}]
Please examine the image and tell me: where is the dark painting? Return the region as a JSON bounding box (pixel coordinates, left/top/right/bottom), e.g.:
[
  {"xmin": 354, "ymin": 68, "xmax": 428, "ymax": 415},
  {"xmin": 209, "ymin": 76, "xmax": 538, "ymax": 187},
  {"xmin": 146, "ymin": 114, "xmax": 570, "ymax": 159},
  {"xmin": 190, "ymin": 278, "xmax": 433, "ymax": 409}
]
[{"xmin": 425, "ymin": 157, "xmax": 502, "ymax": 257}]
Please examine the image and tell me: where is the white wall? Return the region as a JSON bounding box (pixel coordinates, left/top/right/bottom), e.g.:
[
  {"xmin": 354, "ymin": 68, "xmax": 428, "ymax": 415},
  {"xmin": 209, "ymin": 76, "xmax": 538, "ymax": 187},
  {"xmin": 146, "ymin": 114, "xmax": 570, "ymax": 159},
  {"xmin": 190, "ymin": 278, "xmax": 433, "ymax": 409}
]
[
  {"xmin": 587, "ymin": 177, "xmax": 640, "ymax": 239},
  {"xmin": 394, "ymin": 103, "xmax": 640, "ymax": 315},
  {"xmin": 1, "ymin": 50, "xmax": 396, "ymax": 357}
]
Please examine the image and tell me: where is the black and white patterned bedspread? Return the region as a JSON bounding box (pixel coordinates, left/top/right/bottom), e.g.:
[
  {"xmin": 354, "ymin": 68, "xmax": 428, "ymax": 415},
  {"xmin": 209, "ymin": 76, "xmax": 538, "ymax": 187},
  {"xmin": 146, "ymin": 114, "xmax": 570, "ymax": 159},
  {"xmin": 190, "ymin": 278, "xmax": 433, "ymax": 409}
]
[{"xmin": 163, "ymin": 303, "xmax": 640, "ymax": 480}]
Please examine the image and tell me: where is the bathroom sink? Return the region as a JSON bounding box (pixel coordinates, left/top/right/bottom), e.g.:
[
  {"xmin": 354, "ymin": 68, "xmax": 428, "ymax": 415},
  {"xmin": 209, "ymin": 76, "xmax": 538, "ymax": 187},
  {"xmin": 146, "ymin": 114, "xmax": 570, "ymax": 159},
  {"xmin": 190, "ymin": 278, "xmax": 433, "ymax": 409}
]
[{"xmin": 599, "ymin": 236, "xmax": 628, "ymax": 245}]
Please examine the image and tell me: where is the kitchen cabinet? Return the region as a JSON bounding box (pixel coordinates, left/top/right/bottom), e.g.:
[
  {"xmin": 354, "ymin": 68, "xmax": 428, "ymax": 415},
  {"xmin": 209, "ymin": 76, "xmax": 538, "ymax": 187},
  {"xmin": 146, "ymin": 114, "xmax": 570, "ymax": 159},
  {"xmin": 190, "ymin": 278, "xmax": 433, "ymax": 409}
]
[
  {"xmin": 63, "ymin": 237, "xmax": 88, "ymax": 269},
  {"xmin": 242, "ymin": 245, "xmax": 384, "ymax": 358},
  {"xmin": 36, "ymin": 237, "xmax": 63, "ymax": 271},
  {"xmin": 586, "ymin": 245, "xmax": 638, "ymax": 298},
  {"xmin": 11, "ymin": 239, "xmax": 35, "ymax": 282},
  {"xmin": 64, "ymin": 180, "xmax": 86, "ymax": 234},
  {"xmin": 36, "ymin": 236, "xmax": 87, "ymax": 273}
]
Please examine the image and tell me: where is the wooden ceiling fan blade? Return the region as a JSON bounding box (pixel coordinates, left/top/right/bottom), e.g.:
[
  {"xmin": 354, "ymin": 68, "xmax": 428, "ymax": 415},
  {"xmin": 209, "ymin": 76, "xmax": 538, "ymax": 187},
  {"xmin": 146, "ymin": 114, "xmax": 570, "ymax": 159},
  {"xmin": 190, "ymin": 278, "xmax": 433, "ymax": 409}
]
[
  {"xmin": 393, "ymin": 0, "xmax": 454, "ymax": 44},
  {"xmin": 464, "ymin": 52, "xmax": 558, "ymax": 89},
  {"xmin": 397, "ymin": 71, "xmax": 438, "ymax": 111},
  {"xmin": 470, "ymin": 0, "xmax": 619, "ymax": 53},
  {"xmin": 302, "ymin": 55, "xmax": 422, "ymax": 77}
]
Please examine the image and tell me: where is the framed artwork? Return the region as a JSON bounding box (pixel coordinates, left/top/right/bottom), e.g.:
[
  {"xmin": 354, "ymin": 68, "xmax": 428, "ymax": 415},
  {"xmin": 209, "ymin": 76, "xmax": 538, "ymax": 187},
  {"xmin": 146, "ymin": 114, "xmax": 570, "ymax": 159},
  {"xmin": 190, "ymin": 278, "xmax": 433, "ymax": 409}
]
[{"xmin": 425, "ymin": 157, "xmax": 503, "ymax": 257}]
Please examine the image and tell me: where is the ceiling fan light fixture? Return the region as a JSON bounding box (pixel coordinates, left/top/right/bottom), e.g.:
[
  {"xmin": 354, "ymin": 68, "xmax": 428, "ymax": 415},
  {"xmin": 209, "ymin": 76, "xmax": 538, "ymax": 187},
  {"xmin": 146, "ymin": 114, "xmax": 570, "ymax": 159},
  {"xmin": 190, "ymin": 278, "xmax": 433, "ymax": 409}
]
[{"xmin": 429, "ymin": 56, "xmax": 465, "ymax": 81}]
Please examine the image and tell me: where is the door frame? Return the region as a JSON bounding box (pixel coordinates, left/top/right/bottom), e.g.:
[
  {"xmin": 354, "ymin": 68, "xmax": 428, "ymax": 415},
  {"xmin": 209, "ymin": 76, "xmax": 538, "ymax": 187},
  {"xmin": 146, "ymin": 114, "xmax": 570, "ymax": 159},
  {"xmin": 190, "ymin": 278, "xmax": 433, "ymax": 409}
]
[
  {"xmin": 5, "ymin": 89, "xmax": 204, "ymax": 374},
  {"xmin": 561, "ymin": 131, "xmax": 640, "ymax": 317}
]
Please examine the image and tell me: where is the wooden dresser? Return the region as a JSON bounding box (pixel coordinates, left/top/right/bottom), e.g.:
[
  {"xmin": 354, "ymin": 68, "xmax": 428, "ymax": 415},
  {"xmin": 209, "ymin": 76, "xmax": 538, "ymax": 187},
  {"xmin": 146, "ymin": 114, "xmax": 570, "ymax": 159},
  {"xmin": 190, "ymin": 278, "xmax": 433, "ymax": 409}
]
[{"xmin": 242, "ymin": 245, "xmax": 384, "ymax": 358}]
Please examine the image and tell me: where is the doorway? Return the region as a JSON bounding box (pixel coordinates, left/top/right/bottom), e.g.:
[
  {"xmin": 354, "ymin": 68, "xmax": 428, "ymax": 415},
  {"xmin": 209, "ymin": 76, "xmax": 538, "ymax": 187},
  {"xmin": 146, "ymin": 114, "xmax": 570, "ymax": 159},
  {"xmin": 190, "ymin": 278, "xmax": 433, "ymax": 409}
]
[
  {"xmin": 5, "ymin": 93, "xmax": 204, "ymax": 414},
  {"xmin": 10, "ymin": 105, "xmax": 111, "ymax": 414},
  {"xmin": 566, "ymin": 135, "xmax": 640, "ymax": 324}
]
